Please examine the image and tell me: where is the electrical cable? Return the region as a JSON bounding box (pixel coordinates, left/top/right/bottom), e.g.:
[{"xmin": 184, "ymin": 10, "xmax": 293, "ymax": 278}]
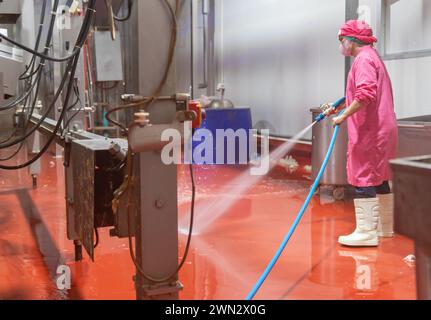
[
  {"xmin": 18, "ymin": 0, "xmax": 47, "ymax": 80},
  {"xmin": 0, "ymin": 34, "xmax": 81, "ymax": 63},
  {"xmin": 0, "ymin": 143, "xmax": 25, "ymax": 162},
  {"xmin": 144, "ymin": 0, "xmax": 178, "ymax": 110},
  {"xmin": 0, "ymin": 70, "xmax": 43, "ymax": 112},
  {"xmin": 61, "ymin": 85, "xmax": 85, "ymax": 136},
  {"xmin": 0, "ymin": 58, "xmax": 79, "ymax": 169},
  {"xmin": 94, "ymin": 227, "xmax": 100, "ymax": 249},
  {"xmin": 245, "ymin": 112, "xmax": 345, "ymax": 300},
  {"xmin": 0, "ymin": 0, "xmax": 97, "ymax": 170},
  {"xmin": 0, "ymin": 0, "xmax": 62, "ymax": 148},
  {"xmin": 1, "ymin": 0, "xmax": 47, "ymax": 113},
  {"xmin": 0, "ymin": 1, "xmax": 50, "ymax": 147},
  {"xmin": 105, "ymin": 101, "xmax": 149, "ymax": 134},
  {"xmin": 104, "ymin": 0, "xmax": 178, "ymax": 135},
  {"xmin": 0, "ymin": 0, "xmax": 96, "ymax": 150},
  {"xmin": 19, "ymin": 62, "xmax": 42, "ymax": 81}
]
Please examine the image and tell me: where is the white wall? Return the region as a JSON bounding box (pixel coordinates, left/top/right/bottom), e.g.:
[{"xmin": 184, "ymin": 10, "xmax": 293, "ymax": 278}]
[
  {"xmin": 386, "ymin": 0, "xmax": 431, "ymax": 53},
  {"xmin": 216, "ymin": 0, "xmax": 346, "ymax": 138},
  {"xmin": 385, "ymin": 57, "xmax": 431, "ymax": 119},
  {"xmin": 360, "ymin": 0, "xmax": 431, "ymax": 119}
]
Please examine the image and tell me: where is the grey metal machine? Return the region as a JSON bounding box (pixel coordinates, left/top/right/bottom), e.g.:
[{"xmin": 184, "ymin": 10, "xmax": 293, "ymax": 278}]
[{"xmin": 27, "ymin": 0, "xmax": 195, "ymax": 300}]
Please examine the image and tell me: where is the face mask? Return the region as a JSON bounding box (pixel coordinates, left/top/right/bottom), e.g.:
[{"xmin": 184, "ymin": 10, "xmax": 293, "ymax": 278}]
[{"xmin": 339, "ymin": 39, "xmax": 353, "ymax": 56}]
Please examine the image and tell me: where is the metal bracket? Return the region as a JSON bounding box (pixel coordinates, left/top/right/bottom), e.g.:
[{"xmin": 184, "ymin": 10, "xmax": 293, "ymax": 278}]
[
  {"xmin": 138, "ymin": 280, "xmax": 184, "ymax": 298},
  {"xmin": 128, "ymin": 111, "xmax": 196, "ymax": 153}
]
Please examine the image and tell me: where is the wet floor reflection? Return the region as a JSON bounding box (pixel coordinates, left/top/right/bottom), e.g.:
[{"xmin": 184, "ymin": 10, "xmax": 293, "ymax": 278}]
[{"xmin": 0, "ymin": 150, "xmax": 417, "ymax": 300}]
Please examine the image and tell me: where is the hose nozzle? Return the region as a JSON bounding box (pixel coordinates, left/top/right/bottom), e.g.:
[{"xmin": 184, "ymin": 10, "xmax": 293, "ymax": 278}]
[{"xmin": 315, "ymin": 97, "xmax": 346, "ymax": 123}]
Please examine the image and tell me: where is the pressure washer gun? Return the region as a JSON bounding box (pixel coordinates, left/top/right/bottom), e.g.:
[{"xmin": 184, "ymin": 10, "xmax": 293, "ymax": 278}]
[{"xmin": 314, "ymin": 97, "xmax": 346, "ymax": 123}]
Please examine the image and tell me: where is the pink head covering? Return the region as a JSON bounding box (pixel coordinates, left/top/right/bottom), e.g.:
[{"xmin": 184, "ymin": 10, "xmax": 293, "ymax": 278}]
[{"xmin": 339, "ymin": 20, "xmax": 378, "ymax": 44}]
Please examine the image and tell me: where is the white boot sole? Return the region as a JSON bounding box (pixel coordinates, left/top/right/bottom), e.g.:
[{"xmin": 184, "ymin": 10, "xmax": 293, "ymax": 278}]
[
  {"xmin": 338, "ymin": 237, "xmax": 379, "ymax": 247},
  {"xmin": 378, "ymin": 232, "xmax": 394, "ymax": 238}
]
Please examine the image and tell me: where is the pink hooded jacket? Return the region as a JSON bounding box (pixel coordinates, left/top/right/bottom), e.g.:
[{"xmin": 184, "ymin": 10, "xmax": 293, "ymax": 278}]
[{"xmin": 345, "ymin": 45, "xmax": 398, "ymax": 187}]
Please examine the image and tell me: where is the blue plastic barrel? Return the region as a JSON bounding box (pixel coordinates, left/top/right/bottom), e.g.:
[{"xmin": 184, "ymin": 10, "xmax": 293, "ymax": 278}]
[{"xmin": 192, "ymin": 107, "xmax": 253, "ymax": 165}]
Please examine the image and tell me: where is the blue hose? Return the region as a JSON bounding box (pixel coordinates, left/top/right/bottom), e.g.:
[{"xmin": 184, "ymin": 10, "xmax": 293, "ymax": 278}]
[
  {"xmin": 246, "ymin": 106, "xmax": 344, "ymax": 300},
  {"xmin": 314, "ymin": 97, "xmax": 346, "ymax": 123}
]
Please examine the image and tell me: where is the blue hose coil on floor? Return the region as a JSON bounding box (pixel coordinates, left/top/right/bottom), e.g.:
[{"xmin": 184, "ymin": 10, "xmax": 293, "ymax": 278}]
[{"xmin": 246, "ymin": 117, "xmax": 343, "ymax": 300}]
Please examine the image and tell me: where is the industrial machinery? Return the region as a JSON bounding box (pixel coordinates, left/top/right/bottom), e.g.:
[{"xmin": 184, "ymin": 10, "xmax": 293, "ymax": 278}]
[{"xmin": 0, "ymin": 0, "xmax": 197, "ymax": 300}]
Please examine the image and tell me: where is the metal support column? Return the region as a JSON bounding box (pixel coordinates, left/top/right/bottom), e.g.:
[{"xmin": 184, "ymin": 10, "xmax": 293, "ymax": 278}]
[{"xmin": 134, "ymin": 0, "xmax": 182, "ymax": 300}]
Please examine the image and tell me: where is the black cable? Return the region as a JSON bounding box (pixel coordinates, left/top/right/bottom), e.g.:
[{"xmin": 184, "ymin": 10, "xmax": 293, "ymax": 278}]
[
  {"xmin": 62, "ymin": 84, "xmax": 83, "ymax": 135},
  {"xmin": 0, "ymin": 143, "xmax": 25, "ymax": 162},
  {"xmin": 18, "ymin": 0, "xmax": 47, "ymax": 80},
  {"xmin": 0, "ymin": 0, "xmax": 95, "ymax": 150},
  {"xmin": 0, "ymin": 66, "xmax": 45, "ymax": 145},
  {"xmin": 0, "ymin": 0, "xmax": 96, "ymax": 170},
  {"xmin": 1, "ymin": 0, "xmax": 47, "ymax": 111},
  {"xmin": 19, "ymin": 62, "xmax": 42, "ymax": 81},
  {"xmin": 0, "ymin": 69, "xmax": 42, "ymax": 112},
  {"xmin": 114, "ymin": 0, "xmax": 134, "ymax": 22},
  {"xmin": 0, "ymin": 57, "xmax": 79, "ymax": 169},
  {"xmin": 0, "ymin": 0, "xmax": 62, "ymax": 148},
  {"xmin": 19, "ymin": 57, "xmax": 37, "ymax": 80},
  {"xmin": 0, "ymin": 34, "xmax": 80, "ymax": 63},
  {"xmin": 94, "ymin": 227, "xmax": 99, "ymax": 249}
]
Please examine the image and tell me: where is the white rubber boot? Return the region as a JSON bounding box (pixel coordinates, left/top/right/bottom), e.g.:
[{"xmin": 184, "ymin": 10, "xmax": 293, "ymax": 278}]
[
  {"xmin": 377, "ymin": 193, "xmax": 394, "ymax": 238},
  {"xmin": 338, "ymin": 198, "xmax": 379, "ymax": 247}
]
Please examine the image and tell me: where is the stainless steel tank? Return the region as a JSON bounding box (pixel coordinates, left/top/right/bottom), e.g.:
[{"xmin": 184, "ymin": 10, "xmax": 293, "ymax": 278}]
[
  {"xmin": 310, "ymin": 108, "xmax": 348, "ymax": 199},
  {"xmin": 391, "ymin": 155, "xmax": 431, "ymax": 300},
  {"xmin": 397, "ymin": 115, "xmax": 431, "ymax": 158}
]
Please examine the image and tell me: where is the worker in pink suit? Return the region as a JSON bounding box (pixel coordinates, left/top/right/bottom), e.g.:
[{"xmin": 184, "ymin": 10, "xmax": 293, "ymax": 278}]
[{"xmin": 325, "ymin": 20, "xmax": 398, "ymax": 247}]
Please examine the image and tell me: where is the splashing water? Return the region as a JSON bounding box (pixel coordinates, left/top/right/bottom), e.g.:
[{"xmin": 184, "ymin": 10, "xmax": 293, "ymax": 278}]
[{"xmin": 179, "ymin": 122, "xmax": 317, "ymax": 236}]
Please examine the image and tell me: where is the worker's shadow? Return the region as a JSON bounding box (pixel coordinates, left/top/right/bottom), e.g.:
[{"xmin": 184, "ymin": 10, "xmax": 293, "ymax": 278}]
[
  {"xmin": 0, "ymin": 238, "xmax": 22, "ymax": 257},
  {"xmin": 0, "ymin": 206, "xmax": 13, "ymax": 229}
]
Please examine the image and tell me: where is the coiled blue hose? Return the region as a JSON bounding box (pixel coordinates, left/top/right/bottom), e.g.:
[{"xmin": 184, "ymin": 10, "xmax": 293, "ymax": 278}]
[{"xmin": 246, "ymin": 106, "xmax": 344, "ymax": 300}]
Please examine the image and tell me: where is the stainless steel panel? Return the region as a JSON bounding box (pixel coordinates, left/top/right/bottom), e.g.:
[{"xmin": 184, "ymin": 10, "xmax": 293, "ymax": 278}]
[
  {"xmin": 0, "ymin": 43, "xmax": 23, "ymax": 97},
  {"xmin": 93, "ymin": 30, "xmax": 124, "ymax": 82},
  {"xmin": 398, "ymin": 116, "xmax": 431, "ymax": 158},
  {"xmin": 311, "ymin": 109, "xmax": 348, "ymax": 186},
  {"xmin": 0, "ymin": 73, "xmax": 13, "ymax": 134},
  {"xmin": 391, "ymin": 155, "xmax": 431, "ymax": 300}
]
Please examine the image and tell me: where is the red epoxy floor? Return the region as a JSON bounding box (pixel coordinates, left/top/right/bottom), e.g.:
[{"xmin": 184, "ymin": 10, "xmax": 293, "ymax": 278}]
[{"xmin": 0, "ymin": 147, "xmax": 416, "ymax": 300}]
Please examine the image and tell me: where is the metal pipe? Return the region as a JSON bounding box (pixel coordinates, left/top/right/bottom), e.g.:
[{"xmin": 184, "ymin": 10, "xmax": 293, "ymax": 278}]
[{"xmin": 198, "ymin": 0, "xmax": 208, "ymax": 89}]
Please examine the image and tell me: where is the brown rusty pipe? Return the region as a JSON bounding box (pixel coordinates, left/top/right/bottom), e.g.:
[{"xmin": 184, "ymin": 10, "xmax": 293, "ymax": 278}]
[
  {"xmin": 121, "ymin": 93, "xmax": 190, "ymax": 103},
  {"xmin": 105, "ymin": 0, "xmax": 116, "ymax": 41}
]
